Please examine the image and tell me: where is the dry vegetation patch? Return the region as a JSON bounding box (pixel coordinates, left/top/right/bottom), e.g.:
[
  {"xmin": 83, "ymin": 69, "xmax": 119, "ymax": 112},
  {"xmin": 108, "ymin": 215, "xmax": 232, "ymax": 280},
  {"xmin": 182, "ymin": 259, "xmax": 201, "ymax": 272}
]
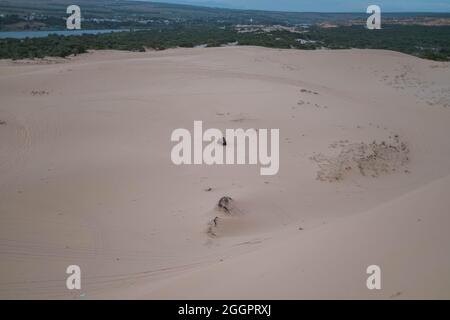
[{"xmin": 311, "ymin": 135, "xmax": 410, "ymax": 182}]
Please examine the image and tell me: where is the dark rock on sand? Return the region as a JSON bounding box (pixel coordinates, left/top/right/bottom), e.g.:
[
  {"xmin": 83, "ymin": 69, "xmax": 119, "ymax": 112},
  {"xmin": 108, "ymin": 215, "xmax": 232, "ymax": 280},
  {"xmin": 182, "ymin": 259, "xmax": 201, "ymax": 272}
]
[{"xmin": 218, "ymin": 196, "xmax": 233, "ymax": 213}]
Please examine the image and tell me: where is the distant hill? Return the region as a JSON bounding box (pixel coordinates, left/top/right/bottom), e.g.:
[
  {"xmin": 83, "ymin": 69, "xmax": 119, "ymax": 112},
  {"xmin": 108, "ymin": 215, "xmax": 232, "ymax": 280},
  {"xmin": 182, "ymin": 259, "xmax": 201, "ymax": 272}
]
[{"xmin": 1, "ymin": 0, "xmax": 450, "ymax": 27}]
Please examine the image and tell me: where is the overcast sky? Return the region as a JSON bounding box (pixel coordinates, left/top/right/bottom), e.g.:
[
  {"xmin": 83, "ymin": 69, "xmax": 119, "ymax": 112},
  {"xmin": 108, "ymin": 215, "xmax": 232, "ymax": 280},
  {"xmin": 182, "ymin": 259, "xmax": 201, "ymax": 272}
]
[{"xmin": 154, "ymin": 0, "xmax": 450, "ymax": 12}]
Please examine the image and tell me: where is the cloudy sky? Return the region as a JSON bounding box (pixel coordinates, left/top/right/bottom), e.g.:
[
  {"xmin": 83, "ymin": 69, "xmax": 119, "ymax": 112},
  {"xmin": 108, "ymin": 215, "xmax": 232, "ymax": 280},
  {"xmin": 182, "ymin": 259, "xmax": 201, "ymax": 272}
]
[{"xmin": 155, "ymin": 0, "xmax": 450, "ymax": 12}]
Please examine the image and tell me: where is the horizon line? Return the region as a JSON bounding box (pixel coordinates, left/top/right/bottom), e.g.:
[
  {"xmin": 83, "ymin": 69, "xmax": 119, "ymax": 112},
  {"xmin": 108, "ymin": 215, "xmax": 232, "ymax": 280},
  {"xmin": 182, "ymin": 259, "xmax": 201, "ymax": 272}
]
[{"xmin": 147, "ymin": 0, "xmax": 450, "ymax": 14}]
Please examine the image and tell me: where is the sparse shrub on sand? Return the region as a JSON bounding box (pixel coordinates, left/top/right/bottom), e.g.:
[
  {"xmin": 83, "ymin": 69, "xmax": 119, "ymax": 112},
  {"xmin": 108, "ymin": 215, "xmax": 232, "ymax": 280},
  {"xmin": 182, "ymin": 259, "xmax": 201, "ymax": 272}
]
[
  {"xmin": 300, "ymin": 88, "xmax": 319, "ymax": 95},
  {"xmin": 31, "ymin": 90, "xmax": 49, "ymax": 96},
  {"xmin": 206, "ymin": 216, "xmax": 220, "ymax": 237},
  {"xmin": 311, "ymin": 135, "xmax": 410, "ymax": 182}
]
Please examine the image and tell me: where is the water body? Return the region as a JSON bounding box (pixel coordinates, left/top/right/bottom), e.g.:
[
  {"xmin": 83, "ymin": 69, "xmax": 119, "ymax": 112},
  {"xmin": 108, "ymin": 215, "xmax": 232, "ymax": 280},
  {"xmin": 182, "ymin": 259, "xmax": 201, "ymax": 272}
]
[{"xmin": 0, "ymin": 29, "xmax": 131, "ymax": 39}]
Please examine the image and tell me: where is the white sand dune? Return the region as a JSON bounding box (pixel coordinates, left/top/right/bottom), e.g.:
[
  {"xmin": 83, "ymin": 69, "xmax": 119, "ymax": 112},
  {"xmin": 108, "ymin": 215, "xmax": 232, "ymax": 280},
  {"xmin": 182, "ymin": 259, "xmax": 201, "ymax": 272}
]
[
  {"xmin": 144, "ymin": 174, "xmax": 450, "ymax": 299},
  {"xmin": 0, "ymin": 47, "xmax": 449, "ymax": 299}
]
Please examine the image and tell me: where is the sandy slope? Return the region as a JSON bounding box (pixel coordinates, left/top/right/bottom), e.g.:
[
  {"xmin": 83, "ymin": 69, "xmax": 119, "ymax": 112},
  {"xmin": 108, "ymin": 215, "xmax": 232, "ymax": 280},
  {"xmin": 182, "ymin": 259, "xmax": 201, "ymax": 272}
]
[
  {"xmin": 0, "ymin": 47, "xmax": 449, "ymax": 299},
  {"xmin": 144, "ymin": 174, "xmax": 450, "ymax": 299}
]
